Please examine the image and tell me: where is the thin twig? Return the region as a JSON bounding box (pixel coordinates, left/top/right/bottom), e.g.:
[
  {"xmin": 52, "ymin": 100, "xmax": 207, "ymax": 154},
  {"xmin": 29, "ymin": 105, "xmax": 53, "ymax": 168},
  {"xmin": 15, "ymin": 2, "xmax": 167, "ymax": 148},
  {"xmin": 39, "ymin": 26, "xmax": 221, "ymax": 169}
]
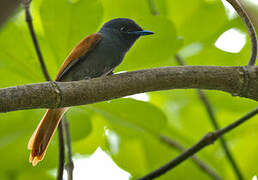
[
  {"xmin": 159, "ymin": 135, "xmax": 222, "ymax": 180},
  {"xmin": 175, "ymin": 55, "xmax": 244, "ymax": 180},
  {"xmin": 139, "ymin": 108, "xmax": 258, "ymax": 180},
  {"xmin": 22, "ymin": 0, "xmax": 51, "ymax": 81},
  {"xmin": 63, "ymin": 116, "xmax": 74, "ymax": 180},
  {"xmin": 57, "ymin": 122, "xmax": 65, "ymax": 180},
  {"xmin": 197, "ymin": 90, "xmax": 243, "ymax": 180},
  {"xmin": 22, "ymin": 1, "xmax": 66, "ymax": 179},
  {"xmin": 226, "ymin": 0, "xmax": 257, "ymax": 66}
]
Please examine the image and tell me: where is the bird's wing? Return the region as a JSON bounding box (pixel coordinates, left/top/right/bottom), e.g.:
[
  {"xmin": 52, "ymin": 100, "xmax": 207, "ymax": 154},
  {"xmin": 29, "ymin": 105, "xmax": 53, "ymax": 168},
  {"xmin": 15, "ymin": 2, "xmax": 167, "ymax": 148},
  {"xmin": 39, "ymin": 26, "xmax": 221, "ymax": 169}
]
[{"xmin": 55, "ymin": 33, "xmax": 102, "ymax": 81}]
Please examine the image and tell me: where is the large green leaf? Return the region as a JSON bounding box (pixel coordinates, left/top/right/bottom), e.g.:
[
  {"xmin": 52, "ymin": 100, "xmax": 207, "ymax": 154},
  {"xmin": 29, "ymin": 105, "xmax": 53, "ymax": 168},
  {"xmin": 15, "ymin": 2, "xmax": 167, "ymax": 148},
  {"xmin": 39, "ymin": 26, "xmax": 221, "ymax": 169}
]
[
  {"xmin": 86, "ymin": 98, "xmax": 167, "ymax": 135},
  {"xmin": 165, "ymin": 0, "xmax": 228, "ymax": 45},
  {"xmin": 73, "ymin": 114, "xmax": 106, "ymax": 155},
  {"xmin": 66, "ymin": 107, "xmax": 93, "ymax": 141},
  {"xmin": 17, "ymin": 171, "xmax": 54, "ymax": 180}
]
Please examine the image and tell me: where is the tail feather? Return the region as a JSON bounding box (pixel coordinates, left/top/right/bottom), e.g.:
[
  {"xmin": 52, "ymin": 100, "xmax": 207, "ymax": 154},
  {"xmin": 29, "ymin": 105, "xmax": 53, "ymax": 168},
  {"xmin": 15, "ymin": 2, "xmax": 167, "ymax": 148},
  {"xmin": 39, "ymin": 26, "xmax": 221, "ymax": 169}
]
[{"xmin": 28, "ymin": 108, "xmax": 68, "ymax": 166}]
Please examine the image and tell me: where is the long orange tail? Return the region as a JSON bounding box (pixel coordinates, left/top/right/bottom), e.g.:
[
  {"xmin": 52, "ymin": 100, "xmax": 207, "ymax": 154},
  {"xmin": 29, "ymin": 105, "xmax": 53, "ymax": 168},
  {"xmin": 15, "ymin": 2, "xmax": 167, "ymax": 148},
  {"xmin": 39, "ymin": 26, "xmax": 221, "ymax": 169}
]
[{"xmin": 28, "ymin": 108, "xmax": 68, "ymax": 166}]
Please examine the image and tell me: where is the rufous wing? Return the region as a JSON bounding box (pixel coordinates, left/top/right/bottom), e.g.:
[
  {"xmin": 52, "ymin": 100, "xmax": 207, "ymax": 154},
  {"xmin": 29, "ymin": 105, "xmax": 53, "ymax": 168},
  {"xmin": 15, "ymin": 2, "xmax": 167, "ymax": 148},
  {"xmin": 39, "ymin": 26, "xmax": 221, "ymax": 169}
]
[{"xmin": 55, "ymin": 33, "xmax": 102, "ymax": 81}]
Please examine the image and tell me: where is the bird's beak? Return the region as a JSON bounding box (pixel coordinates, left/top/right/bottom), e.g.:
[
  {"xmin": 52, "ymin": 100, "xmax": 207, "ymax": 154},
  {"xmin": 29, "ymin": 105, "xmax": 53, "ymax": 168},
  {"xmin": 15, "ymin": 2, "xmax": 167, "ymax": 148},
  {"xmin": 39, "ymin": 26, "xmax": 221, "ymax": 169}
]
[{"xmin": 128, "ymin": 30, "xmax": 154, "ymax": 36}]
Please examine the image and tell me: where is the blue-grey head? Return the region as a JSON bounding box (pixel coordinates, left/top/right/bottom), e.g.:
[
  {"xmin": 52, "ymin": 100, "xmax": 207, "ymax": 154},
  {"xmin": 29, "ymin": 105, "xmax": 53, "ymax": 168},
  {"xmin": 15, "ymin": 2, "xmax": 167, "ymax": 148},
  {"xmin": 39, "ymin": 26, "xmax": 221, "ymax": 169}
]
[{"xmin": 99, "ymin": 18, "xmax": 154, "ymax": 49}]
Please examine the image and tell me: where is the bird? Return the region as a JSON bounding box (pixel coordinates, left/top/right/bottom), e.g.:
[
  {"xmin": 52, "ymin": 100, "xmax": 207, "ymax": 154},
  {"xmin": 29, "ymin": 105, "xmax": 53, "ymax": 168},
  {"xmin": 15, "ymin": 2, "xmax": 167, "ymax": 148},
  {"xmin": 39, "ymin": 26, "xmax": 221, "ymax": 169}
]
[{"xmin": 28, "ymin": 18, "xmax": 153, "ymax": 166}]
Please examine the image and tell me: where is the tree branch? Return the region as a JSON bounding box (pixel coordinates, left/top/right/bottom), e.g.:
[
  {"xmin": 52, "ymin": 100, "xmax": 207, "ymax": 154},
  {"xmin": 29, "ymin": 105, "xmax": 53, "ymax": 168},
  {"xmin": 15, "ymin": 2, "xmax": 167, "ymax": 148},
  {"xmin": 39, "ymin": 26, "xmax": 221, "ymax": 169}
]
[
  {"xmin": 159, "ymin": 135, "xmax": 222, "ymax": 180},
  {"xmin": 57, "ymin": 122, "xmax": 65, "ymax": 180},
  {"xmin": 63, "ymin": 116, "xmax": 74, "ymax": 180},
  {"xmin": 139, "ymin": 108, "xmax": 258, "ymax": 180},
  {"xmin": 0, "ymin": 66, "xmax": 258, "ymax": 113},
  {"xmin": 226, "ymin": 0, "xmax": 257, "ymax": 66},
  {"xmin": 22, "ymin": 0, "xmax": 51, "ymax": 81}
]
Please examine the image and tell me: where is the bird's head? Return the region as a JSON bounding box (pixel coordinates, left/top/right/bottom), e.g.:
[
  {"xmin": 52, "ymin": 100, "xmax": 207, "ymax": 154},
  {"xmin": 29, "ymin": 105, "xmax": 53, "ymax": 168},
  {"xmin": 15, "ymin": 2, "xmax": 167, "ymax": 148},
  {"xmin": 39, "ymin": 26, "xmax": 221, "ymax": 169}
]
[{"xmin": 99, "ymin": 18, "xmax": 153, "ymax": 49}]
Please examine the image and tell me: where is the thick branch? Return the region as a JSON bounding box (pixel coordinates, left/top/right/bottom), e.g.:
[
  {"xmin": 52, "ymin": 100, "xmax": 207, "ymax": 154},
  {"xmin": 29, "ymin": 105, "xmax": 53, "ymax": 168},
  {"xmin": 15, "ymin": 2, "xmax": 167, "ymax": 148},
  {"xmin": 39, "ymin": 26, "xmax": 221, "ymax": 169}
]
[{"xmin": 1, "ymin": 66, "xmax": 258, "ymax": 112}]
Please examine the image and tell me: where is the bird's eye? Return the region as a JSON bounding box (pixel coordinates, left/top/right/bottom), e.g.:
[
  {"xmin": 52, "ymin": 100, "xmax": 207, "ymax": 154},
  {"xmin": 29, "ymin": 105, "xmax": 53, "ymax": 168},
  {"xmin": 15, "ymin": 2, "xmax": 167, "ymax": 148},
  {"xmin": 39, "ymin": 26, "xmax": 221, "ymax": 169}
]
[{"xmin": 120, "ymin": 26, "xmax": 128, "ymax": 32}]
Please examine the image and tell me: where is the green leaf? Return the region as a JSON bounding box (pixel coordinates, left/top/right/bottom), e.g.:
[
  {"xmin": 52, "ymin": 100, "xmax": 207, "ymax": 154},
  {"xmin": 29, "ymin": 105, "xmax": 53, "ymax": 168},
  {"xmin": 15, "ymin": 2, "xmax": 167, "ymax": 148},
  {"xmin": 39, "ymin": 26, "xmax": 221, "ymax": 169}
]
[
  {"xmin": 165, "ymin": 0, "xmax": 229, "ymax": 45},
  {"xmin": 0, "ymin": 15, "xmax": 43, "ymax": 86},
  {"xmin": 73, "ymin": 114, "xmax": 106, "ymax": 155},
  {"xmin": 39, "ymin": 0, "xmax": 104, "ymax": 76},
  {"xmin": 66, "ymin": 107, "xmax": 93, "ymax": 141},
  {"xmin": 180, "ymin": 39, "xmax": 251, "ymax": 66},
  {"xmin": 0, "ymin": 173, "xmax": 8, "ymax": 180},
  {"xmin": 17, "ymin": 171, "xmax": 54, "ymax": 180},
  {"xmin": 87, "ymin": 98, "xmax": 167, "ymax": 135},
  {"xmin": 110, "ymin": 137, "xmax": 149, "ymax": 176},
  {"xmin": 0, "ymin": 110, "xmax": 45, "ymax": 170}
]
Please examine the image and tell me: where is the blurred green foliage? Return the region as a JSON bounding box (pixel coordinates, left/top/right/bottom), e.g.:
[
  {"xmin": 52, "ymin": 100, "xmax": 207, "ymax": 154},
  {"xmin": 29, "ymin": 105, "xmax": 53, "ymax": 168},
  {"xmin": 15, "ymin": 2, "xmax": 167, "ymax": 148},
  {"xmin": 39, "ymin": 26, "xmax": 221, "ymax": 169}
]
[{"xmin": 0, "ymin": 0, "xmax": 257, "ymax": 179}]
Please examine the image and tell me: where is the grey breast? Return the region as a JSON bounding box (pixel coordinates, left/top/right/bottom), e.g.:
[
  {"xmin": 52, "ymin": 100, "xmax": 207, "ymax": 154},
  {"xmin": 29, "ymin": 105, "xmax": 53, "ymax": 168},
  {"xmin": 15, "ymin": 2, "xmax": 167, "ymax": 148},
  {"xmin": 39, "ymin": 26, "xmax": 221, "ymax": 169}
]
[{"xmin": 61, "ymin": 33, "xmax": 126, "ymax": 82}]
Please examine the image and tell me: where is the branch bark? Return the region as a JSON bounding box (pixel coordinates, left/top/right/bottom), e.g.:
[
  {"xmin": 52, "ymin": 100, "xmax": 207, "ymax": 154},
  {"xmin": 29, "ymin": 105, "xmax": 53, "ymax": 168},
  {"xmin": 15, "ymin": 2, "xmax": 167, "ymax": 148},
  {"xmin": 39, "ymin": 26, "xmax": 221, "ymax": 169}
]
[{"xmin": 1, "ymin": 66, "xmax": 258, "ymax": 113}]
